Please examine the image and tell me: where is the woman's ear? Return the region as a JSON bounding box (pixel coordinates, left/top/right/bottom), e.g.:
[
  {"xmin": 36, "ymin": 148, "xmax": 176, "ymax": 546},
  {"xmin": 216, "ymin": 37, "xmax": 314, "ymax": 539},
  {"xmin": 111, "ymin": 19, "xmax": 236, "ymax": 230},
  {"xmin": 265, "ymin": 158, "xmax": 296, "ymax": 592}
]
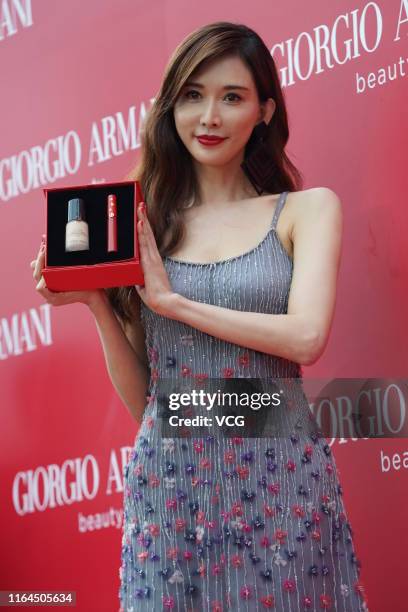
[{"xmin": 258, "ymin": 98, "xmax": 276, "ymax": 126}]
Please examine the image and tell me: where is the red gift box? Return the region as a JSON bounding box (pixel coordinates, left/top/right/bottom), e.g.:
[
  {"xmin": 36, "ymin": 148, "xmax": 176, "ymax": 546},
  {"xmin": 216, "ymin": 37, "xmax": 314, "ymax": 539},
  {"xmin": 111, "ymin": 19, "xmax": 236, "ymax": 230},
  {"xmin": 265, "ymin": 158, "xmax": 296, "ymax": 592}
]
[{"xmin": 42, "ymin": 180, "xmax": 144, "ymax": 291}]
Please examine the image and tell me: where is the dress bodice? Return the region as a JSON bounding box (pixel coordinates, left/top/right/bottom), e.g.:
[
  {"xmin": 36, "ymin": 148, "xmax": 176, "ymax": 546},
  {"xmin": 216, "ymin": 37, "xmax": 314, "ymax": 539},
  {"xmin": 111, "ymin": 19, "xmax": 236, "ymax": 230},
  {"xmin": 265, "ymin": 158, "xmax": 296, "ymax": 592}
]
[{"xmin": 140, "ymin": 191, "xmax": 302, "ymax": 388}]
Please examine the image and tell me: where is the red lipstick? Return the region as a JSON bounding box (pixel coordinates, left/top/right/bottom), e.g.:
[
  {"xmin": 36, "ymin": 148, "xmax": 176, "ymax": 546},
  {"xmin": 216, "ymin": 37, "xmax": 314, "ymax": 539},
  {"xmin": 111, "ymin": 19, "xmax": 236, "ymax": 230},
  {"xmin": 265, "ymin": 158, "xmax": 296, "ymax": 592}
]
[
  {"xmin": 196, "ymin": 135, "xmax": 226, "ymax": 146},
  {"xmin": 107, "ymin": 194, "xmax": 117, "ymax": 252}
]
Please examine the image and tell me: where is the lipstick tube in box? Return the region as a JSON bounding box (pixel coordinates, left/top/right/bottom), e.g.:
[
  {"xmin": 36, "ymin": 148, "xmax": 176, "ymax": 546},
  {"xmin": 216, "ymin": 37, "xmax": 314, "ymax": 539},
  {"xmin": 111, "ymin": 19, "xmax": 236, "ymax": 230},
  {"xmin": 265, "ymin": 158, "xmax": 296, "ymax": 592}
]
[
  {"xmin": 41, "ymin": 180, "xmax": 144, "ymax": 291},
  {"xmin": 107, "ymin": 194, "xmax": 118, "ymax": 252}
]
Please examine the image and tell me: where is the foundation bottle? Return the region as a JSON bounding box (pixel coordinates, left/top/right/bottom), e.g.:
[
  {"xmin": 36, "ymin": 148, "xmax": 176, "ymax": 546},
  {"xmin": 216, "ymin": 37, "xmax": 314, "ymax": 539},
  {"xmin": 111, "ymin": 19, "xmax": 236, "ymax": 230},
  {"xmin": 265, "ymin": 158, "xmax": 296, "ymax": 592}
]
[{"xmin": 65, "ymin": 198, "xmax": 89, "ymax": 251}]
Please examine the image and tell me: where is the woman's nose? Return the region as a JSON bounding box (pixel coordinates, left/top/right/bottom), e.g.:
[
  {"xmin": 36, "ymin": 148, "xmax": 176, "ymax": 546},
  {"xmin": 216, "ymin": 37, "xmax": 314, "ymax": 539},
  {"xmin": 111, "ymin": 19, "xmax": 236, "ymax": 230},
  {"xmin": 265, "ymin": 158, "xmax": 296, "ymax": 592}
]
[{"xmin": 200, "ymin": 100, "xmax": 221, "ymax": 127}]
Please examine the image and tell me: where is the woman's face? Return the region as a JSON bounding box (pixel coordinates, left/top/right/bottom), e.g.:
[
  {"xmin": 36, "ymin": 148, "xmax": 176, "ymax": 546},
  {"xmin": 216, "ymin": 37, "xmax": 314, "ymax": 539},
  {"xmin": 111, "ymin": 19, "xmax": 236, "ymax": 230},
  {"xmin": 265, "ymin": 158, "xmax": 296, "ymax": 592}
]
[{"xmin": 173, "ymin": 54, "xmax": 270, "ymax": 168}]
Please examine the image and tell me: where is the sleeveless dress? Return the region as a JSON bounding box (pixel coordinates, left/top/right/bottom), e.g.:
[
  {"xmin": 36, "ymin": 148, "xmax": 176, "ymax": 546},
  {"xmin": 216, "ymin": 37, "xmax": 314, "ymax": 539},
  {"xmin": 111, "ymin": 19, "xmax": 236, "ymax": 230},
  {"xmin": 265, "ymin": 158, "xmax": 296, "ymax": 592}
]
[{"xmin": 118, "ymin": 192, "xmax": 368, "ymax": 612}]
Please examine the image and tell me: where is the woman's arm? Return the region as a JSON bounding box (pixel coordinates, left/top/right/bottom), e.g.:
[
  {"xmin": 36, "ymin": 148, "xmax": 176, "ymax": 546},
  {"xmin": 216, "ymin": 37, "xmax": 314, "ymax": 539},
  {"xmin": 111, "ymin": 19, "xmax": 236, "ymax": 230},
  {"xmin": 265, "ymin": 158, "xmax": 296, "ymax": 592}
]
[
  {"xmin": 89, "ymin": 290, "xmax": 149, "ymax": 423},
  {"xmin": 31, "ymin": 241, "xmax": 149, "ymax": 423},
  {"xmin": 163, "ymin": 188, "xmax": 343, "ymax": 366}
]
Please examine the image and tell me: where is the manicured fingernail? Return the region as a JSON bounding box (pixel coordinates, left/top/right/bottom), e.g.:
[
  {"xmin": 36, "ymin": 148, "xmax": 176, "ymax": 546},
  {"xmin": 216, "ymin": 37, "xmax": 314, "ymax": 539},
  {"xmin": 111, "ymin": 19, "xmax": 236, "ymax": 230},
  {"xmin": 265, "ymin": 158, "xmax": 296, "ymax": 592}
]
[{"xmin": 140, "ymin": 219, "xmax": 144, "ymax": 228}]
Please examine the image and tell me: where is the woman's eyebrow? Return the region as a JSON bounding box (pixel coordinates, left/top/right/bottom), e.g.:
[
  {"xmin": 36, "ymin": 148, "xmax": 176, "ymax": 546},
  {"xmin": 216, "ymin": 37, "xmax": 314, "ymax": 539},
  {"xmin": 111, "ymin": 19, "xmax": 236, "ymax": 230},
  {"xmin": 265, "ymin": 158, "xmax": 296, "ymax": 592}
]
[{"xmin": 184, "ymin": 81, "xmax": 250, "ymax": 91}]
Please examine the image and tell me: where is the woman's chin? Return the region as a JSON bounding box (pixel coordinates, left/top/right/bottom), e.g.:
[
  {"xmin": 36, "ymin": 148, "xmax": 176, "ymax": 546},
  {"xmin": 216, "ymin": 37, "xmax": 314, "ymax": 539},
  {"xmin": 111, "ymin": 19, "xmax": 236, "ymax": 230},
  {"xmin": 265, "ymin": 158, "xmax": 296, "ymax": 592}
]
[{"xmin": 190, "ymin": 150, "xmax": 239, "ymax": 168}]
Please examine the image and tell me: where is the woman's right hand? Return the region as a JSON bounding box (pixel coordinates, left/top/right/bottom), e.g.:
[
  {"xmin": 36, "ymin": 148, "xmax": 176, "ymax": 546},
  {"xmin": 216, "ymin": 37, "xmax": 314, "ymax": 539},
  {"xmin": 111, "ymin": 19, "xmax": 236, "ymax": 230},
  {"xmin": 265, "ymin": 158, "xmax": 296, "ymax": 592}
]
[{"xmin": 30, "ymin": 235, "xmax": 105, "ymax": 310}]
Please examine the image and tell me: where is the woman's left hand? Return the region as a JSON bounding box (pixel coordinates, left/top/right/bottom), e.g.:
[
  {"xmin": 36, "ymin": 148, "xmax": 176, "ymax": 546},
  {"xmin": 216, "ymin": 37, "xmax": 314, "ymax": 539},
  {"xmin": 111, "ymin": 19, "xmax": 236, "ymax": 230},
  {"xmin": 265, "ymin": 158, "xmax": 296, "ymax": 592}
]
[{"xmin": 134, "ymin": 201, "xmax": 177, "ymax": 317}]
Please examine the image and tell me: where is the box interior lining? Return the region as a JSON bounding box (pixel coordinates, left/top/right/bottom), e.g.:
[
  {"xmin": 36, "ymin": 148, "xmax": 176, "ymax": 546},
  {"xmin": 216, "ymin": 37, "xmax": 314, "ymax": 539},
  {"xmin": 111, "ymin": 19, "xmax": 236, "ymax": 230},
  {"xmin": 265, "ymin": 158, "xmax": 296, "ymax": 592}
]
[{"xmin": 46, "ymin": 184, "xmax": 135, "ymax": 267}]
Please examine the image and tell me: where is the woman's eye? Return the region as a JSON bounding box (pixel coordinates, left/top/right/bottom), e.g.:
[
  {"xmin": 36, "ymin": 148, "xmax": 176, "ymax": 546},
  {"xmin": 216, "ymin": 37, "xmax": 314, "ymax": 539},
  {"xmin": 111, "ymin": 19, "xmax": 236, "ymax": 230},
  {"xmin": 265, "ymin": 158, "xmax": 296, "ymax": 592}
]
[
  {"xmin": 224, "ymin": 93, "xmax": 241, "ymax": 102},
  {"xmin": 183, "ymin": 90, "xmax": 242, "ymax": 102},
  {"xmin": 185, "ymin": 90, "xmax": 201, "ymax": 100}
]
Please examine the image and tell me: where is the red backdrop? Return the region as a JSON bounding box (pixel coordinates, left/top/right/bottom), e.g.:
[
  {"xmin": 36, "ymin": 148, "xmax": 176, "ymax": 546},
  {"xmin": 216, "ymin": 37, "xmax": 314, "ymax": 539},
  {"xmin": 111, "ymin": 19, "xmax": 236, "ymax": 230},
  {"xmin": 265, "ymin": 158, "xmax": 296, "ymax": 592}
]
[{"xmin": 1, "ymin": 1, "xmax": 407, "ymax": 610}]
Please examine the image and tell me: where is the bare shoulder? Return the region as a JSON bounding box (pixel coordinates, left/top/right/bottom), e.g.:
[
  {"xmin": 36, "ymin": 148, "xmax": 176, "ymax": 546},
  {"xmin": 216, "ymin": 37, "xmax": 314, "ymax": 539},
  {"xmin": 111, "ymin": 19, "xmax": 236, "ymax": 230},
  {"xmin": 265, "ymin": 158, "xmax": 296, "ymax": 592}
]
[
  {"xmin": 288, "ymin": 187, "xmax": 342, "ymax": 237},
  {"xmin": 289, "ymin": 187, "xmax": 342, "ymax": 214}
]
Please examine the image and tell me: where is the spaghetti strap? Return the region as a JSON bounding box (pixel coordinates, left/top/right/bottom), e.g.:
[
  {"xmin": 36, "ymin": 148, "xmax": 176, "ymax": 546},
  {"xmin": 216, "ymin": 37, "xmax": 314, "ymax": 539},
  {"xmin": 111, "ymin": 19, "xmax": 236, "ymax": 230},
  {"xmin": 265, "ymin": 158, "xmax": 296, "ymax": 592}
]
[{"xmin": 271, "ymin": 191, "xmax": 289, "ymax": 231}]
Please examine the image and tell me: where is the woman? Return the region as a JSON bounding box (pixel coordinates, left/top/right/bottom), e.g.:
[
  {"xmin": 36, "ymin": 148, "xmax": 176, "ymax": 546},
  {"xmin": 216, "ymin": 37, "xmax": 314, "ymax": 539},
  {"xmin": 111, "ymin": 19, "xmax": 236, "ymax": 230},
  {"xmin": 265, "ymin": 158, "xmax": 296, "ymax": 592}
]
[{"xmin": 32, "ymin": 22, "xmax": 368, "ymax": 612}]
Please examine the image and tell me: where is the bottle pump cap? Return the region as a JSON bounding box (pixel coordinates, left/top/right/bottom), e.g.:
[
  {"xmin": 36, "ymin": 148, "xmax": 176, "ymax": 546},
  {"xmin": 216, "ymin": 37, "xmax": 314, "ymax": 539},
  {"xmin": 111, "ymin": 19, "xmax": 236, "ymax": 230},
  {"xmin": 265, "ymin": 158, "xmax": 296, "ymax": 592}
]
[{"xmin": 68, "ymin": 198, "xmax": 86, "ymax": 222}]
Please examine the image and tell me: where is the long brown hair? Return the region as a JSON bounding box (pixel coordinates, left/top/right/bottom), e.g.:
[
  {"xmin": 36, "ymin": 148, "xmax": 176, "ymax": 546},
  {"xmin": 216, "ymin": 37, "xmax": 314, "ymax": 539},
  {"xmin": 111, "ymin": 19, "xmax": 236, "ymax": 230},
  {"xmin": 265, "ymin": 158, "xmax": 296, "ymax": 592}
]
[{"xmin": 106, "ymin": 21, "xmax": 303, "ymax": 324}]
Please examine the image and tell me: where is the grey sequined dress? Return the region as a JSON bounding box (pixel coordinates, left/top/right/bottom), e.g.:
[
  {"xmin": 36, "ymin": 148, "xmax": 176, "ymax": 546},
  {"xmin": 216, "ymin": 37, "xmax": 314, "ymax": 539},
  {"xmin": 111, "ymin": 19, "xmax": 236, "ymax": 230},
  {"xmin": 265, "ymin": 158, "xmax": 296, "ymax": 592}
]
[{"xmin": 119, "ymin": 192, "xmax": 368, "ymax": 611}]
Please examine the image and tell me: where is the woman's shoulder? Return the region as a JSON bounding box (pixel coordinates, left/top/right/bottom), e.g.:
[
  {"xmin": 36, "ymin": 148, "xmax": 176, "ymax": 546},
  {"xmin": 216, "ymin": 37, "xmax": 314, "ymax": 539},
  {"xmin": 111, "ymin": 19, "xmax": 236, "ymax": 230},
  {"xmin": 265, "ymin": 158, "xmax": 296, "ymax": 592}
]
[
  {"xmin": 289, "ymin": 186, "xmax": 341, "ymax": 205},
  {"xmin": 287, "ymin": 187, "xmax": 342, "ymax": 242},
  {"xmin": 288, "ymin": 187, "xmax": 342, "ymax": 220}
]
